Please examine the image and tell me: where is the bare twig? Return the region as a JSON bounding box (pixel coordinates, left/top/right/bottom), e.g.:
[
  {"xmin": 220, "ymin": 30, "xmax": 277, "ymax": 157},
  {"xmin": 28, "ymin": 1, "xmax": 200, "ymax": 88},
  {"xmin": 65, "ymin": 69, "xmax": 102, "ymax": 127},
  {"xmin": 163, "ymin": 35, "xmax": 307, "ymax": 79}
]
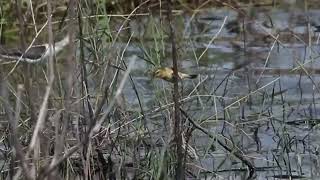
[
  {"xmin": 198, "ymin": 16, "xmax": 228, "ymax": 62},
  {"xmin": 12, "ymin": 85, "xmax": 33, "ymax": 180}
]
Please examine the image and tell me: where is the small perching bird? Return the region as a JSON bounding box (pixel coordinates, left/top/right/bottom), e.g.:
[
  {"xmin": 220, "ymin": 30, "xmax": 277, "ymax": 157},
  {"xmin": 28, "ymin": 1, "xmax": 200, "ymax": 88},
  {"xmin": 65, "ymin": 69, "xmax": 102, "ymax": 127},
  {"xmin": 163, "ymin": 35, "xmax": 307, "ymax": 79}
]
[
  {"xmin": 153, "ymin": 67, "xmax": 197, "ymax": 82},
  {"xmin": 0, "ymin": 35, "xmax": 70, "ymax": 63}
]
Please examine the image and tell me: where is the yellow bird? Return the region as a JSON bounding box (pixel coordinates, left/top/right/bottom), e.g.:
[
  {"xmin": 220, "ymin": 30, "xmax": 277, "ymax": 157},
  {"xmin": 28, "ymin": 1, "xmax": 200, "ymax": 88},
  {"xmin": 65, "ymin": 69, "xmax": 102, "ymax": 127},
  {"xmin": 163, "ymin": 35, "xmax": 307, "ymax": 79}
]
[{"xmin": 153, "ymin": 67, "xmax": 197, "ymax": 82}]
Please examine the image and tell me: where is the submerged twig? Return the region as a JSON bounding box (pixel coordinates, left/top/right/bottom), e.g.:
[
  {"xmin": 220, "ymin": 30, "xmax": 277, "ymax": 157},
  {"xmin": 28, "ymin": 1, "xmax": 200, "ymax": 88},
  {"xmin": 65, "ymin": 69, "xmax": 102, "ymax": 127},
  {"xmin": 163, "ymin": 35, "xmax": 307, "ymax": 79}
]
[{"xmin": 180, "ymin": 108, "xmax": 256, "ymax": 180}]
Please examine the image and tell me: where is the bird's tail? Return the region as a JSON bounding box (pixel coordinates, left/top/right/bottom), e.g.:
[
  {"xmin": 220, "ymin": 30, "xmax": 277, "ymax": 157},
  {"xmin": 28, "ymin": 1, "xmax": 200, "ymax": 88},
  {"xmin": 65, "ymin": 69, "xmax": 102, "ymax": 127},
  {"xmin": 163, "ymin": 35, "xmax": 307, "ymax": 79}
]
[
  {"xmin": 179, "ymin": 72, "xmax": 198, "ymax": 80},
  {"xmin": 187, "ymin": 74, "xmax": 198, "ymax": 79}
]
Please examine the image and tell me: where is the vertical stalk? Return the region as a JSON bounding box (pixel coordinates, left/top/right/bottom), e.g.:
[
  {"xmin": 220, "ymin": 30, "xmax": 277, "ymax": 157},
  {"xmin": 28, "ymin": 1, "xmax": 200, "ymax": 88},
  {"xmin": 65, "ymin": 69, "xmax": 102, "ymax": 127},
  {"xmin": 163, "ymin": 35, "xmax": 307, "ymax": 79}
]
[
  {"xmin": 166, "ymin": 0, "xmax": 184, "ymax": 179},
  {"xmin": 14, "ymin": 0, "xmax": 37, "ymax": 127}
]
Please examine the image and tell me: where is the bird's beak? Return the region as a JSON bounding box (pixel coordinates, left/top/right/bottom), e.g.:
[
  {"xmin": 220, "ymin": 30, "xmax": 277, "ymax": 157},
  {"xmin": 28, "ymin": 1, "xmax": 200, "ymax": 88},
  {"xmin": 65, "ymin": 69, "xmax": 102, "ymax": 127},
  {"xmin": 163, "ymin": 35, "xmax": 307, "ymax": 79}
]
[{"xmin": 147, "ymin": 69, "xmax": 156, "ymax": 79}]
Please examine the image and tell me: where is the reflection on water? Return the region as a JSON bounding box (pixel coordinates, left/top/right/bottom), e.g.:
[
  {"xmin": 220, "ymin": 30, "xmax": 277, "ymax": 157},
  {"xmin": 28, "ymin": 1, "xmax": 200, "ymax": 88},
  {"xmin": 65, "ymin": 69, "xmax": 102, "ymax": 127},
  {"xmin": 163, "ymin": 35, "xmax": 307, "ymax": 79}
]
[{"xmin": 121, "ymin": 4, "xmax": 320, "ymax": 180}]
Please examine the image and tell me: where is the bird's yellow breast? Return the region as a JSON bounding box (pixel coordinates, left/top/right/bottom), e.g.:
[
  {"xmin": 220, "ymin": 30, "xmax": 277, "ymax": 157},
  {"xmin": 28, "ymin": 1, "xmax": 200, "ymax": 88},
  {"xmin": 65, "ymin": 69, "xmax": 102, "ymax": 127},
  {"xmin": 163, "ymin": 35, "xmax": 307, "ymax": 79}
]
[
  {"xmin": 154, "ymin": 67, "xmax": 174, "ymax": 81},
  {"xmin": 153, "ymin": 67, "xmax": 197, "ymax": 82}
]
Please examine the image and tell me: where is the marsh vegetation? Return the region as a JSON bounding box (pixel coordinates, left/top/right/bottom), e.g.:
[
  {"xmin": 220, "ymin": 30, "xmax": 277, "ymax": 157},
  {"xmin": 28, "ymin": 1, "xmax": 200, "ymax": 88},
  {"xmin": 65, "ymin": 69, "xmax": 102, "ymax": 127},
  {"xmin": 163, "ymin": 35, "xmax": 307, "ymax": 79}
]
[{"xmin": 0, "ymin": 0, "xmax": 320, "ymax": 179}]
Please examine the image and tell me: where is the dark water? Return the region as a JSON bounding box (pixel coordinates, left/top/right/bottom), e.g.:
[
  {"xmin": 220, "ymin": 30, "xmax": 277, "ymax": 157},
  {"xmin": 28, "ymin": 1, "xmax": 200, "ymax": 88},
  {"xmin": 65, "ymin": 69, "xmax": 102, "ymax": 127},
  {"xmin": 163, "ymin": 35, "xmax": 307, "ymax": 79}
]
[{"xmin": 118, "ymin": 3, "xmax": 320, "ymax": 180}]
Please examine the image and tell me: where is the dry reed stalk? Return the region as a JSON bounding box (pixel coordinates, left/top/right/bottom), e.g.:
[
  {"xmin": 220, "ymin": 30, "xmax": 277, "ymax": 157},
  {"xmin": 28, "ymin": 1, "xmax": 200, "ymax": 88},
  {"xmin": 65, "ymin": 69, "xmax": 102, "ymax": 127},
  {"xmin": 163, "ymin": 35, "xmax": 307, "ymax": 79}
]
[{"xmin": 166, "ymin": 0, "xmax": 184, "ymax": 178}]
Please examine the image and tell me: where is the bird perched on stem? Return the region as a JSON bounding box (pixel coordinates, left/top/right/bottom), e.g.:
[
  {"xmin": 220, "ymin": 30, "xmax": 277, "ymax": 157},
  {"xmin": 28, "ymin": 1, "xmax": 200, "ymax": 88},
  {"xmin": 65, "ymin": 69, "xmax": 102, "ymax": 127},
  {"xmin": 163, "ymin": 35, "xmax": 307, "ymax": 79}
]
[{"xmin": 153, "ymin": 67, "xmax": 197, "ymax": 82}]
